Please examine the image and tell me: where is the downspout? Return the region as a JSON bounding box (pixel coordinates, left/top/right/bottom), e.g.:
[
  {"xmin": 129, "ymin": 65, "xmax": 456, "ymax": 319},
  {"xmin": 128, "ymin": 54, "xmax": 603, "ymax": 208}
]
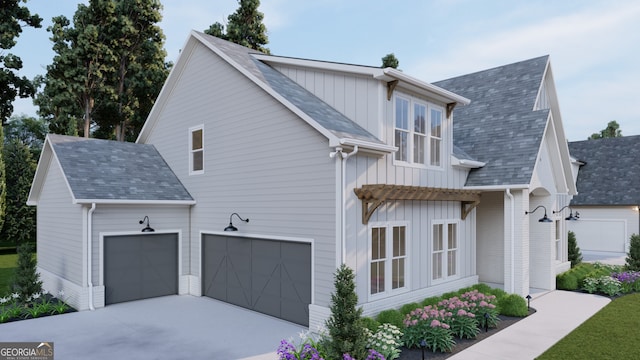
[
  {"xmin": 330, "ymin": 146, "xmax": 359, "ymax": 265},
  {"xmin": 505, "ymin": 189, "xmax": 515, "ymax": 293},
  {"xmin": 87, "ymin": 203, "xmax": 96, "ymax": 310}
]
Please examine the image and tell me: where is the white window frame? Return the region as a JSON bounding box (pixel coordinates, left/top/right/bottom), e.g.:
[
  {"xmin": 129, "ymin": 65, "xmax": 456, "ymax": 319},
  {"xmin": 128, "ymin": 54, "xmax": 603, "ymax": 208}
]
[
  {"xmin": 189, "ymin": 125, "xmax": 204, "ymax": 175},
  {"xmin": 431, "ymin": 220, "xmax": 459, "ymax": 283},
  {"xmin": 368, "ymin": 221, "xmax": 410, "ymax": 299},
  {"xmin": 393, "ymin": 93, "xmax": 444, "ymax": 169}
]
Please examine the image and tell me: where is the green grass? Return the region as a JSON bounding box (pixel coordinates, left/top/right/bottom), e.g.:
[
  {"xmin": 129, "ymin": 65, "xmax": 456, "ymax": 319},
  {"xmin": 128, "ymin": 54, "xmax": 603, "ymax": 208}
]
[
  {"xmin": 0, "ymin": 252, "xmax": 18, "ymax": 296},
  {"xmin": 537, "ymin": 293, "xmax": 640, "ymax": 359}
]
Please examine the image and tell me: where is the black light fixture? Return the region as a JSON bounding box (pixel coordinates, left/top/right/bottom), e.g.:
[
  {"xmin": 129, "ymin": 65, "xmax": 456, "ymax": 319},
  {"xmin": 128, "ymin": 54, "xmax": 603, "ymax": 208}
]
[
  {"xmin": 139, "ymin": 216, "xmax": 155, "ymax": 232},
  {"xmin": 525, "ymin": 205, "xmax": 553, "ymax": 223},
  {"xmin": 224, "ymin": 212, "xmax": 249, "ymax": 231},
  {"xmin": 553, "ymin": 205, "xmax": 580, "ymax": 221},
  {"xmin": 526, "ymin": 294, "xmax": 532, "ymax": 311}
]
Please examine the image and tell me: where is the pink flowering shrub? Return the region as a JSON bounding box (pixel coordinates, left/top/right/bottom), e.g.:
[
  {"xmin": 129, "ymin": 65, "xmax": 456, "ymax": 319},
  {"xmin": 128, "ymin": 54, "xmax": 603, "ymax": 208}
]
[
  {"xmin": 402, "ymin": 305, "xmax": 455, "ymax": 352},
  {"xmin": 438, "ymin": 297, "xmax": 480, "ymax": 339},
  {"xmin": 460, "ymin": 290, "xmax": 500, "ymax": 329}
]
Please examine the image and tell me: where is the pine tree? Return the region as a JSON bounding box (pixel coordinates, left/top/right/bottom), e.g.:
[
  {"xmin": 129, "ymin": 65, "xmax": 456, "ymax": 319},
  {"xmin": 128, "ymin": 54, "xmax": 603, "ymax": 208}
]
[
  {"xmin": 324, "ymin": 264, "xmax": 368, "ymax": 360},
  {"xmin": 12, "ymin": 242, "xmax": 43, "ymax": 302},
  {"xmin": 567, "ymin": 231, "xmax": 582, "ymax": 268},
  {"xmin": 2, "ymin": 139, "xmax": 37, "ymax": 246},
  {"xmin": 626, "ymin": 234, "xmax": 640, "ymax": 271},
  {"xmin": 382, "ymin": 53, "xmax": 399, "ymax": 69},
  {"xmin": 205, "ymin": 0, "xmax": 269, "ymax": 54}
]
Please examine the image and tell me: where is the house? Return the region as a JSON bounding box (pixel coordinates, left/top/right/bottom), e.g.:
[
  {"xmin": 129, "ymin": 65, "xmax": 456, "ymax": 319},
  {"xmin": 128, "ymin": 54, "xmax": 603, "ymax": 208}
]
[
  {"xmin": 28, "ymin": 31, "xmax": 576, "ymax": 329},
  {"xmin": 567, "ymin": 136, "xmax": 640, "ymax": 256}
]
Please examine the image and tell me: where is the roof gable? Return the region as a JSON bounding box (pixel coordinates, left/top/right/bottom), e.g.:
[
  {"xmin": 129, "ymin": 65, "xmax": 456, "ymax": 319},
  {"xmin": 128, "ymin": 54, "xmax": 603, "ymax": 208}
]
[
  {"xmin": 28, "ymin": 134, "xmax": 194, "ymax": 205},
  {"xmin": 569, "ymin": 135, "xmax": 640, "ymax": 206},
  {"xmin": 434, "ymin": 56, "xmax": 566, "ymax": 188}
]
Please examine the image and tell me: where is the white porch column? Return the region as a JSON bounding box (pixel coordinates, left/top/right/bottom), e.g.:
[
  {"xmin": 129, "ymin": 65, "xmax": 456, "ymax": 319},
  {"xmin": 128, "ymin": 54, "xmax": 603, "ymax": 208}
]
[{"xmin": 504, "ymin": 189, "xmax": 530, "ymax": 295}]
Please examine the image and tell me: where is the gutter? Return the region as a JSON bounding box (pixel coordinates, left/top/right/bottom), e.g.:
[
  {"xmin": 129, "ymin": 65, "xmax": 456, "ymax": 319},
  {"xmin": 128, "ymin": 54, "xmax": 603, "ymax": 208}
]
[{"xmin": 87, "ymin": 203, "xmax": 96, "ymax": 310}]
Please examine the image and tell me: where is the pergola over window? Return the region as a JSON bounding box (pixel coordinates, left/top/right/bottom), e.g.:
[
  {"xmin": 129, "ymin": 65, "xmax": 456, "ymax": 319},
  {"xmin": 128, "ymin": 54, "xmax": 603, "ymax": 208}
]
[{"xmin": 353, "ymin": 185, "xmax": 481, "ymax": 224}]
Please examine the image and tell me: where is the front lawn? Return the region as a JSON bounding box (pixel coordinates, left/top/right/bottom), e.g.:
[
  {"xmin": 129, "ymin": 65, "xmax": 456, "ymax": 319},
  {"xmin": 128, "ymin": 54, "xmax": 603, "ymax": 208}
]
[
  {"xmin": 0, "ymin": 252, "xmax": 18, "ymax": 296},
  {"xmin": 537, "ymin": 293, "xmax": 640, "ymax": 359}
]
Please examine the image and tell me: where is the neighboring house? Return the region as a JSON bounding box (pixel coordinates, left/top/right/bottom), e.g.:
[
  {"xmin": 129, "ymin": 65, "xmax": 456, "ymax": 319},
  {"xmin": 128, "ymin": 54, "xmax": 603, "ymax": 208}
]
[
  {"xmin": 567, "ymin": 136, "xmax": 640, "ymax": 255},
  {"xmin": 28, "ymin": 31, "xmax": 576, "ymax": 329}
]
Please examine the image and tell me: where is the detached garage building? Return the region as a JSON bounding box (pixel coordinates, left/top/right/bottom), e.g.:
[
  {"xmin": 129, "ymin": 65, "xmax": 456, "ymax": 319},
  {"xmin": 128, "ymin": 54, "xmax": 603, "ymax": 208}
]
[
  {"xmin": 568, "ymin": 136, "xmax": 640, "ymax": 256},
  {"xmin": 28, "ymin": 135, "xmax": 194, "ymax": 310}
]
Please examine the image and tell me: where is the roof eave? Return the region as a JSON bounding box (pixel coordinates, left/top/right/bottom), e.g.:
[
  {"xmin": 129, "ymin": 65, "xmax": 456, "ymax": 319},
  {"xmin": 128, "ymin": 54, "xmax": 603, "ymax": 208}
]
[
  {"xmin": 380, "ymin": 68, "xmax": 471, "ymax": 106},
  {"xmin": 74, "ymin": 199, "xmax": 196, "ymax": 205}
]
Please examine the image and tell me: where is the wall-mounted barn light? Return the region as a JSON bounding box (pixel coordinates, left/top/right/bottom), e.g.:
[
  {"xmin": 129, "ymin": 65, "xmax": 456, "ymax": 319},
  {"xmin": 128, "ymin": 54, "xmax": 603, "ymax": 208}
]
[
  {"xmin": 525, "ymin": 205, "xmax": 553, "ymax": 223},
  {"xmin": 139, "ymin": 216, "xmax": 155, "ymax": 232},
  {"xmin": 553, "ymin": 206, "xmax": 579, "ymax": 221},
  {"xmin": 224, "ymin": 213, "xmax": 249, "ymax": 231}
]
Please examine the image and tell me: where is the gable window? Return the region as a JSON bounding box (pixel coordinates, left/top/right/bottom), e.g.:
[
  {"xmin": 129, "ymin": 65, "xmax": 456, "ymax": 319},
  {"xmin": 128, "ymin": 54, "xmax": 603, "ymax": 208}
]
[
  {"xmin": 370, "ymin": 222, "xmax": 408, "ymax": 296},
  {"xmin": 432, "ymin": 221, "xmax": 458, "ymax": 281},
  {"xmin": 189, "ymin": 125, "xmax": 204, "ymax": 175},
  {"xmin": 394, "ymin": 95, "xmax": 443, "ymax": 167}
]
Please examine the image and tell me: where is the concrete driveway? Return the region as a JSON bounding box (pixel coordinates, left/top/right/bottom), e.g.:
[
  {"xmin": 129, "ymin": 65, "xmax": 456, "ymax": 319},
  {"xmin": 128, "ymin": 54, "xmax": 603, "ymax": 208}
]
[{"xmin": 0, "ymin": 295, "xmax": 306, "ymax": 360}]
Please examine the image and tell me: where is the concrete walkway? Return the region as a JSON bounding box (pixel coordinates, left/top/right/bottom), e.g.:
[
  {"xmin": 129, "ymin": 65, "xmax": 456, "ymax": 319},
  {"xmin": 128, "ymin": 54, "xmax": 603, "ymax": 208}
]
[
  {"xmin": 448, "ymin": 290, "xmax": 611, "ymax": 360},
  {"xmin": 0, "ymin": 295, "xmax": 305, "ymax": 360}
]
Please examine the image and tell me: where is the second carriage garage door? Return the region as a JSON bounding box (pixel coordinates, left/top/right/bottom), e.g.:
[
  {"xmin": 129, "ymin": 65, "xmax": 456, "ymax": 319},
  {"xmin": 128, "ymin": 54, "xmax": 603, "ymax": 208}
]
[
  {"xmin": 104, "ymin": 233, "xmax": 178, "ymax": 305},
  {"xmin": 202, "ymin": 234, "xmax": 311, "ymax": 326}
]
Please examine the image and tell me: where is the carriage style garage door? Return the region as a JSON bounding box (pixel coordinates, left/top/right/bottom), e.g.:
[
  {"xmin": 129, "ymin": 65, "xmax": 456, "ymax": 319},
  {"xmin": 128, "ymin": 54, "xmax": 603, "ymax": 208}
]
[
  {"xmin": 104, "ymin": 233, "xmax": 178, "ymax": 305},
  {"xmin": 202, "ymin": 234, "xmax": 311, "ymax": 326}
]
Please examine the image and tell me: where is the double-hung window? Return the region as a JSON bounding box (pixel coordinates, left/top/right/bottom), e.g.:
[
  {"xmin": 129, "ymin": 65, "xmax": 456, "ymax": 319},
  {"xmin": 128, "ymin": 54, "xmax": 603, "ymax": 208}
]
[
  {"xmin": 394, "ymin": 95, "xmax": 443, "ymax": 167},
  {"xmin": 432, "ymin": 221, "xmax": 458, "ymax": 281},
  {"xmin": 370, "ymin": 222, "xmax": 408, "ymax": 296},
  {"xmin": 189, "ymin": 125, "xmax": 204, "ymax": 175}
]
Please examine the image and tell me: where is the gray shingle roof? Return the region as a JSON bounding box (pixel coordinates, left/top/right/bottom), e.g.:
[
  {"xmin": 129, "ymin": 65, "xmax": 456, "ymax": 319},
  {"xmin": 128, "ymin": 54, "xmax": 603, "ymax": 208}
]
[
  {"xmin": 195, "ymin": 32, "xmax": 385, "ymax": 145},
  {"xmin": 434, "ymin": 56, "xmax": 550, "ymax": 187},
  {"xmin": 569, "ymin": 135, "xmax": 640, "ymax": 206},
  {"xmin": 49, "ymin": 134, "xmax": 193, "ymax": 202}
]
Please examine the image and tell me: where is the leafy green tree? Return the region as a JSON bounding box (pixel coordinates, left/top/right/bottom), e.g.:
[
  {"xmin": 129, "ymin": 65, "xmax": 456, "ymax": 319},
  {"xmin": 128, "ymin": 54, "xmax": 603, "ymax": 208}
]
[
  {"xmin": 626, "ymin": 234, "xmax": 640, "ymax": 271},
  {"xmin": 382, "ymin": 53, "xmax": 399, "ymax": 69},
  {"xmin": 1, "ymin": 139, "xmax": 36, "ymax": 247},
  {"xmin": 5, "ymin": 115, "xmax": 47, "ymax": 158},
  {"xmin": 324, "ymin": 264, "xmax": 368, "ymax": 360},
  {"xmin": 37, "ymin": 0, "xmax": 168, "ymax": 141},
  {"xmin": 0, "ymin": 0, "xmax": 42, "ymax": 124},
  {"xmin": 567, "ymin": 231, "xmax": 582, "ymax": 268},
  {"xmin": 589, "ymin": 120, "xmax": 622, "ymax": 140},
  {"xmin": 205, "ymin": 0, "xmax": 269, "ymax": 54},
  {"xmin": 0, "ymin": 126, "xmax": 6, "ymax": 234},
  {"xmin": 93, "ymin": 0, "xmax": 169, "ymax": 141},
  {"xmin": 12, "ymin": 242, "xmax": 42, "ymax": 302}
]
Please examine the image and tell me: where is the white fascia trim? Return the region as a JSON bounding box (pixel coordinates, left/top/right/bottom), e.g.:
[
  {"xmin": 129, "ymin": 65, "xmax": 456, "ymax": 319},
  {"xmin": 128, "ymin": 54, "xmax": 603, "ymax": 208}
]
[
  {"xmin": 252, "ymin": 53, "xmax": 385, "ymax": 77},
  {"xmin": 463, "ymin": 184, "xmax": 530, "ymax": 191},
  {"xmin": 74, "ymin": 199, "xmax": 196, "ymax": 205},
  {"xmin": 380, "ymin": 68, "xmax": 471, "ymax": 106}
]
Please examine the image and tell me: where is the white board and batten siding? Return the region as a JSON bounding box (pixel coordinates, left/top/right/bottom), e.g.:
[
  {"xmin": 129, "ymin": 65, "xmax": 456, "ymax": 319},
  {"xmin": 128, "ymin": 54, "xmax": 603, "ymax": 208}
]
[{"xmin": 142, "ymin": 42, "xmax": 338, "ymax": 306}]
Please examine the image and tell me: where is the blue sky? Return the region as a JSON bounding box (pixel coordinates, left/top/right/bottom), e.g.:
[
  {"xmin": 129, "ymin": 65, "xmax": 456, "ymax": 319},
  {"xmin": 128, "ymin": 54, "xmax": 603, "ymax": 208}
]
[{"xmin": 11, "ymin": 0, "xmax": 640, "ymax": 141}]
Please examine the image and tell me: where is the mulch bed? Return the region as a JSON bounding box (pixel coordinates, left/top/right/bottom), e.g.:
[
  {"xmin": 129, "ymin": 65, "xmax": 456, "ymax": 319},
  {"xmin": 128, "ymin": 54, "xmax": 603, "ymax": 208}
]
[{"xmin": 398, "ymin": 308, "xmax": 536, "ymax": 359}]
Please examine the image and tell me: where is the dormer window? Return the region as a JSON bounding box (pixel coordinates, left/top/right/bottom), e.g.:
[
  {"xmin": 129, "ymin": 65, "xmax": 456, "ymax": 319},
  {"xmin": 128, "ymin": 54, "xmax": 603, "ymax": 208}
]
[{"xmin": 394, "ymin": 94, "xmax": 443, "ymax": 167}]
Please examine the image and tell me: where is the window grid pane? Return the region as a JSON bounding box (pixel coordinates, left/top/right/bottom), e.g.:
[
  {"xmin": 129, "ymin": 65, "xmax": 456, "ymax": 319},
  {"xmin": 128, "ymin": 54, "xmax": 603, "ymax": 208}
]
[
  {"xmin": 433, "ymin": 253, "xmax": 442, "ymax": 280},
  {"xmin": 192, "ymin": 129, "xmax": 203, "ymax": 150},
  {"xmin": 414, "ymin": 104, "xmax": 426, "ymax": 134},
  {"xmin": 395, "ymin": 130, "xmax": 408, "ymax": 161},
  {"xmin": 414, "ymin": 133, "xmax": 425, "ymax": 164},
  {"xmin": 430, "ymin": 138, "xmax": 441, "ymax": 166},
  {"xmin": 192, "ymin": 151, "xmax": 203, "ymax": 171},
  {"xmin": 371, "ymin": 262, "xmax": 385, "ymax": 294},
  {"xmin": 448, "ymin": 250, "xmax": 457, "ymax": 276},
  {"xmin": 448, "ymin": 224, "xmax": 457, "ymax": 249},
  {"xmin": 392, "ymin": 258, "xmax": 405, "ymax": 289}
]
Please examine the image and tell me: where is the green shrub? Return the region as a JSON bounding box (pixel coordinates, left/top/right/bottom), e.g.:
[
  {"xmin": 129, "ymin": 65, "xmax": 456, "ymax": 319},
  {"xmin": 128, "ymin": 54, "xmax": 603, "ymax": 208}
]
[
  {"xmin": 557, "ymin": 272, "xmax": 579, "ymax": 290},
  {"xmin": 487, "ymin": 287, "xmax": 508, "ymax": 300},
  {"xmin": 421, "ymin": 296, "xmax": 442, "ymax": 307},
  {"xmin": 568, "ymin": 231, "xmax": 583, "ymax": 267},
  {"xmin": 626, "ymin": 234, "xmax": 640, "ymax": 271},
  {"xmin": 498, "ymin": 294, "xmax": 528, "ymax": 317},
  {"xmin": 400, "ymin": 302, "xmax": 421, "ymax": 315},
  {"xmin": 470, "ymin": 283, "xmax": 493, "ymax": 294},
  {"xmin": 441, "ymin": 291, "xmax": 460, "ymax": 300},
  {"xmin": 361, "ymin": 316, "xmax": 380, "ymax": 332},
  {"xmin": 376, "ymin": 309, "xmax": 404, "ymax": 328}
]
